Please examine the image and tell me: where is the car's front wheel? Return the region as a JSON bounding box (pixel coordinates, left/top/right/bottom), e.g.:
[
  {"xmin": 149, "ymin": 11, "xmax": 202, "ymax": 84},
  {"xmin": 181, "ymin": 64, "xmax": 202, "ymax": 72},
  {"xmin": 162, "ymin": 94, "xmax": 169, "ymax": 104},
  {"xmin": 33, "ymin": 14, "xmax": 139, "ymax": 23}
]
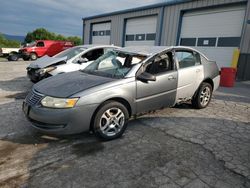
[
  {"xmin": 93, "ymin": 101, "xmax": 129, "ymax": 141},
  {"xmin": 30, "ymin": 53, "xmax": 37, "ymax": 61},
  {"xmin": 192, "ymin": 82, "xmax": 212, "ymax": 109}
]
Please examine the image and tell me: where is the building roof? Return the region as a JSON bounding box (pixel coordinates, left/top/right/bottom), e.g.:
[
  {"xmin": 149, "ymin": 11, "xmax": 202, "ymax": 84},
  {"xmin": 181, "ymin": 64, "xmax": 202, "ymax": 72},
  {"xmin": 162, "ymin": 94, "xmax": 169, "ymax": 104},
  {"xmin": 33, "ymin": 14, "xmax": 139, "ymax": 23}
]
[{"xmin": 82, "ymin": 0, "xmax": 192, "ymax": 21}]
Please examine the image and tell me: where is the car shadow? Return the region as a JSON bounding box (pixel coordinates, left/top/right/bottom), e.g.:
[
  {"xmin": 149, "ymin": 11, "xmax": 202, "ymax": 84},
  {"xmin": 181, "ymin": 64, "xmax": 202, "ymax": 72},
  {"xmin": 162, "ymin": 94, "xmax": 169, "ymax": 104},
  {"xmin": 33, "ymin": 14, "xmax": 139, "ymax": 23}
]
[{"xmin": 0, "ymin": 76, "xmax": 33, "ymax": 93}]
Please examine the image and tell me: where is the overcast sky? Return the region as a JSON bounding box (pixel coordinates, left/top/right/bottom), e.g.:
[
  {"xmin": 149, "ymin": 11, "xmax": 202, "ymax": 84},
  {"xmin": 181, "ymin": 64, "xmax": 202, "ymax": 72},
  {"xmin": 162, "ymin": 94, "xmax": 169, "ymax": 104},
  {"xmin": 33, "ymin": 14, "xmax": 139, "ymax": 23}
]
[{"xmin": 0, "ymin": 0, "xmax": 170, "ymax": 37}]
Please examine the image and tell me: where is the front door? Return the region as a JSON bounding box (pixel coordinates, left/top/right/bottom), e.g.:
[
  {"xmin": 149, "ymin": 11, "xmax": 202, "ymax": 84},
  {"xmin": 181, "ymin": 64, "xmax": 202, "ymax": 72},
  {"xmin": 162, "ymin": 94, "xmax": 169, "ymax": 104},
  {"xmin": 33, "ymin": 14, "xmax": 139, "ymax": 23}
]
[{"xmin": 136, "ymin": 51, "xmax": 178, "ymax": 113}]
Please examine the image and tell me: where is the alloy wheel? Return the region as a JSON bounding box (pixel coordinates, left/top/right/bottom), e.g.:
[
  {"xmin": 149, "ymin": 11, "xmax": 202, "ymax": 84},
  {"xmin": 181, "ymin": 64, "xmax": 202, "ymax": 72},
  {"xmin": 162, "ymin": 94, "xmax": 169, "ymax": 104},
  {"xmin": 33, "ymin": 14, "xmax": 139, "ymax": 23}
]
[
  {"xmin": 200, "ymin": 86, "xmax": 211, "ymax": 106},
  {"xmin": 99, "ymin": 107, "xmax": 125, "ymax": 137}
]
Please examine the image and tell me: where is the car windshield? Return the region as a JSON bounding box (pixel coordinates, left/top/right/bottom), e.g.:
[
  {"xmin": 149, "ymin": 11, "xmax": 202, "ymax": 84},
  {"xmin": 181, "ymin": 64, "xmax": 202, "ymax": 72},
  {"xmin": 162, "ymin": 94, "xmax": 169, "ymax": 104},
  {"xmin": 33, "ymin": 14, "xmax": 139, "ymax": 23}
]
[
  {"xmin": 53, "ymin": 46, "xmax": 87, "ymax": 60},
  {"xmin": 81, "ymin": 51, "xmax": 146, "ymax": 79}
]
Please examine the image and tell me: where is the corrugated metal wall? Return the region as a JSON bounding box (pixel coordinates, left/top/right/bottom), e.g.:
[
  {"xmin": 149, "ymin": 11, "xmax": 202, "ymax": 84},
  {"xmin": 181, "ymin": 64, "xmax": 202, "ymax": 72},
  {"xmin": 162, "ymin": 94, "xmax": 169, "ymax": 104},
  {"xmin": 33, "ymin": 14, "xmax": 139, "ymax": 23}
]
[
  {"xmin": 237, "ymin": 0, "xmax": 250, "ymax": 80},
  {"xmin": 240, "ymin": 0, "xmax": 250, "ymax": 54},
  {"xmin": 83, "ymin": 0, "xmax": 248, "ymax": 51}
]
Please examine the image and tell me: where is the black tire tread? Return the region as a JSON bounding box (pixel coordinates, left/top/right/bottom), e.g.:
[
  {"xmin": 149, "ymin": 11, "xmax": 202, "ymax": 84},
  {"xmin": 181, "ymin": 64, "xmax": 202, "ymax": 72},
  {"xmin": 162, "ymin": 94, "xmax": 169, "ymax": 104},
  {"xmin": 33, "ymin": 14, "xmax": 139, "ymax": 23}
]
[{"xmin": 192, "ymin": 82, "xmax": 212, "ymax": 109}]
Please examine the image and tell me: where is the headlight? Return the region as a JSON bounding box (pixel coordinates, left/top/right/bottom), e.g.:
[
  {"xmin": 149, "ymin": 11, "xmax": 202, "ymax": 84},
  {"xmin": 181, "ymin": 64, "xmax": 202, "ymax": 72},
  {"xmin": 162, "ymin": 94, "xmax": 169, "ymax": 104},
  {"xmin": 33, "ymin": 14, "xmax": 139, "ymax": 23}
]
[
  {"xmin": 41, "ymin": 96, "xmax": 79, "ymax": 108},
  {"xmin": 39, "ymin": 66, "xmax": 56, "ymax": 74}
]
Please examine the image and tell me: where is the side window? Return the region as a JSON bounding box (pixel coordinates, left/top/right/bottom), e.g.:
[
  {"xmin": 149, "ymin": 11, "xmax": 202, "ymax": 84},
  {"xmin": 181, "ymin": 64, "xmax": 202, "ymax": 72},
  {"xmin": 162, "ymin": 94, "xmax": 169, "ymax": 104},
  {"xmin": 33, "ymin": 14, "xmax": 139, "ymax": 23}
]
[
  {"xmin": 146, "ymin": 52, "xmax": 173, "ymax": 75},
  {"xmin": 82, "ymin": 48, "xmax": 104, "ymax": 61},
  {"xmin": 175, "ymin": 51, "xmax": 197, "ymax": 68},
  {"xmin": 36, "ymin": 42, "xmax": 44, "ymax": 47}
]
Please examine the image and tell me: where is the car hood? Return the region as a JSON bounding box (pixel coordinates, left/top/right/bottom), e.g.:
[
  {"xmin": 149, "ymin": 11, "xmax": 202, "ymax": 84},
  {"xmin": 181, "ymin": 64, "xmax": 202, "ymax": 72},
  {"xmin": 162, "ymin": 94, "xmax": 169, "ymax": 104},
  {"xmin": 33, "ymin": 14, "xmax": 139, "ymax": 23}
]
[
  {"xmin": 34, "ymin": 71, "xmax": 115, "ymax": 98},
  {"xmin": 28, "ymin": 55, "xmax": 67, "ymax": 69}
]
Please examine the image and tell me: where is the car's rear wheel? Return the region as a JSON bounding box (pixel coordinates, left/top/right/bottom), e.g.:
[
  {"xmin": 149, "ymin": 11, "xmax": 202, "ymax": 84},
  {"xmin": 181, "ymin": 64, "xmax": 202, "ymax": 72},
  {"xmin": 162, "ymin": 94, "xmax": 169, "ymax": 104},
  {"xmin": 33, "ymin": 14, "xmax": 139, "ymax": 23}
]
[
  {"xmin": 192, "ymin": 82, "xmax": 212, "ymax": 109},
  {"xmin": 8, "ymin": 53, "xmax": 19, "ymax": 61},
  {"xmin": 30, "ymin": 53, "xmax": 37, "ymax": 61},
  {"xmin": 93, "ymin": 101, "xmax": 129, "ymax": 141}
]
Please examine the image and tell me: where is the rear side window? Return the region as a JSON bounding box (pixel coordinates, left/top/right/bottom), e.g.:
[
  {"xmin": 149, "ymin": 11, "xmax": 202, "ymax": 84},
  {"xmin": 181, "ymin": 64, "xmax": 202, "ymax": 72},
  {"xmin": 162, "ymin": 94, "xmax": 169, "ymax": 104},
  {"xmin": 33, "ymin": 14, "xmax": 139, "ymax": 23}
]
[
  {"xmin": 36, "ymin": 42, "xmax": 45, "ymax": 47},
  {"xmin": 175, "ymin": 51, "xmax": 197, "ymax": 69}
]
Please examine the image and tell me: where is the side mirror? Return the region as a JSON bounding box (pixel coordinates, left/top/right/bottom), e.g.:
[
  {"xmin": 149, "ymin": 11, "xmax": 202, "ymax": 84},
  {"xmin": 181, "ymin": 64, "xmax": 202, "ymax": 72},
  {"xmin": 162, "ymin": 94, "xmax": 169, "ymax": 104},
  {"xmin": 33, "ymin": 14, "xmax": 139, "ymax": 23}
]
[
  {"xmin": 78, "ymin": 57, "xmax": 89, "ymax": 64},
  {"xmin": 137, "ymin": 72, "xmax": 156, "ymax": 82}
]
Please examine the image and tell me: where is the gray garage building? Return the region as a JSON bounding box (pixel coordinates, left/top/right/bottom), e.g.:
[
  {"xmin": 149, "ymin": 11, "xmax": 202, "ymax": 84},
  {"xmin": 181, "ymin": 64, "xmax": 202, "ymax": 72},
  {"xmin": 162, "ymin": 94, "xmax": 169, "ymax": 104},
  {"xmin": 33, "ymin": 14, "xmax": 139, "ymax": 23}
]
[{"xmin": 82, "ymin": 0, "xmax": 250, "ymax": 80}]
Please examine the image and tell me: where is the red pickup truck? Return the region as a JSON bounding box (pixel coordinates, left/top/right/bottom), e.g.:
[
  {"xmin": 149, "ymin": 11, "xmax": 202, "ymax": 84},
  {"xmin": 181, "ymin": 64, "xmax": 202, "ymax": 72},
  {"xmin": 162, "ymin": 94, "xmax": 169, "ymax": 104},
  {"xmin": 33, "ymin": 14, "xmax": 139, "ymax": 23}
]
[{"xmin": 18, "ymin": 40, "xmax": 74, "ymax": 61}]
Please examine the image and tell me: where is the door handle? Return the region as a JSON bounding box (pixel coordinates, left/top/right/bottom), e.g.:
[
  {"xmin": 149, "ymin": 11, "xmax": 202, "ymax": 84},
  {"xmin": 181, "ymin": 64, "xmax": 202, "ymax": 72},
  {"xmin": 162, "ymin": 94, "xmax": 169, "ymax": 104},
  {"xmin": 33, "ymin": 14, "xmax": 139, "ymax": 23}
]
[{"xmin": 168, "ymin": 75, "xmax": 176, "ymax": 80}]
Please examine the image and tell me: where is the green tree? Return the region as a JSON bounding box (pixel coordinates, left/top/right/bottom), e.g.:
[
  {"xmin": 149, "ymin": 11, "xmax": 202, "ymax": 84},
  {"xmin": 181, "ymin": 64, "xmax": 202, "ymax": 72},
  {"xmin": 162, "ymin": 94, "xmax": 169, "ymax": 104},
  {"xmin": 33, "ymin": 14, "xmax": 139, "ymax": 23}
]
[
  {"xmin": 0, "ymin": 34, "xmax": 20, "ymax": 48},
  {"xmin": 24, "ymin": 28, "xmax": 82, "ymax": 46},
  {"xmin": 67, "ymin": 36, "xmax": 82, "ymax": 45}
]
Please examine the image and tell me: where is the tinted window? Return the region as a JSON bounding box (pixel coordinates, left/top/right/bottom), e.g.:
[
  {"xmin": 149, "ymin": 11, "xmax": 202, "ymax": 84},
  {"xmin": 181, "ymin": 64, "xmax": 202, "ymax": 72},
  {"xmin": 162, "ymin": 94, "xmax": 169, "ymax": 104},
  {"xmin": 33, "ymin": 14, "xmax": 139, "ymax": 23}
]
[
  {"xmin": 175, "ymin": 51, "xmax": 196, "ymax": 69},
  {"xmin": 36, "ymin": 42, "xmax": 44, "ymax": 47},
  {"xmin": 180, "ymin": 38, "xmax": 196, "ymax": 46},
  {"xmin": 146, "ymin": 33, "xmax": 156, "ymax": 41},
  {"xmin": 126, "ymin": 35, "xmax": 134, "ymax": 41}
]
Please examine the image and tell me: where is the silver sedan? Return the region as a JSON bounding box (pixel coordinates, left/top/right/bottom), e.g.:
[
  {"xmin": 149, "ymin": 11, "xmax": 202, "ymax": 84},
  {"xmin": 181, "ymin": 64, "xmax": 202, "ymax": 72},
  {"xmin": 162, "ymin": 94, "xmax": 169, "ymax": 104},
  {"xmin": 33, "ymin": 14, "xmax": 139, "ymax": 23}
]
[{"xmin": 23, "ymin": 46, "xmax": 220, "ymax": 140}]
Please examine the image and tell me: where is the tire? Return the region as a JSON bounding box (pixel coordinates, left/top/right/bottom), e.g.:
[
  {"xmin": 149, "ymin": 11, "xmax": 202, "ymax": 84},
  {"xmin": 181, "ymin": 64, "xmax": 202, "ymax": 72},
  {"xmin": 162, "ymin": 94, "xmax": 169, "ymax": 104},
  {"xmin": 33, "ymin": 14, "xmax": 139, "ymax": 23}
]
[
  {"xmin": 30, "ymin": 53, "xmax": 37, "ymax": 61},
  {"xmin": 93, "ymin": 101, "xmax": 129, "ymax": 141},
  {"xmin": 23, "ymin": 56, "xmax": 30, "ymax": 61},
  {"xmin": 8, "ymin": 54, "xmax": 18, "ymax": 61},
  {"xmin": 192, "ymin": 82, "xmax": 212, "ymax": 109}
]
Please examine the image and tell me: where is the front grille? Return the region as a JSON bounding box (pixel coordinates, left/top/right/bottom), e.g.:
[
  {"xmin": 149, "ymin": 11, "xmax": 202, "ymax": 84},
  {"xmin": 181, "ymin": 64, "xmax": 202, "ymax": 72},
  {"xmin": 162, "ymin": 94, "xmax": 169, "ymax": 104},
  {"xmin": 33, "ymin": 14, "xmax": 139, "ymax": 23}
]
[{"xmin": 25, "ymin": 90, "xmax": 44, "ymax": 106}]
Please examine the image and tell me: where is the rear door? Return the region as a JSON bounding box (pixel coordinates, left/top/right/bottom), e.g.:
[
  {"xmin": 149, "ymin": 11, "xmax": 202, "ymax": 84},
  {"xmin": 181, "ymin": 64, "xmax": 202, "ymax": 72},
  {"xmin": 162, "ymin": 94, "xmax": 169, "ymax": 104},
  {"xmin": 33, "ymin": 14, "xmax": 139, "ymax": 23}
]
[
  {"xmin": 175, "ymin": 49, "xmax": 204, "ymax": 101},
  {"xmin": 136, "ymin": 51, "xmax": 177, "ymax": 113}
]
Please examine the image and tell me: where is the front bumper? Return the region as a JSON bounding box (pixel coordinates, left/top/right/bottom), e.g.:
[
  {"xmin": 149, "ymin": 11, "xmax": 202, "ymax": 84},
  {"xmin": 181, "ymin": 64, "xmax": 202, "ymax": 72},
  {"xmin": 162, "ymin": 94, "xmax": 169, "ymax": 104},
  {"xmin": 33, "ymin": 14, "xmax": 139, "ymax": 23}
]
[
  {"xmin": 20, "ymin": 51, "xmax": 31, "ymax": 59},
  {"xmin": 27, "ymin": 68, "xmax": 51, "ymax": 82},
  {"xmin": 23, "ymin": 101, "xmax": 98, "ymax": 135}
]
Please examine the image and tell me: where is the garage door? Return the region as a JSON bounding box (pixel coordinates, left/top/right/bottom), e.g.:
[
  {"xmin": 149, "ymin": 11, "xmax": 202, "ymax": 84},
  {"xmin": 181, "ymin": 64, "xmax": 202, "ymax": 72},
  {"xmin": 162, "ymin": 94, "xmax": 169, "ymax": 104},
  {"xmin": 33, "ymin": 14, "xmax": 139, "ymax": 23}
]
[
  {"xmin": 179, "ymin": 5, "xmax": 246, "ymax": 68},
  {"xmin": 92, "ymin": 22, "xmax": 111, "ymax": 45},
  {"xmin": 125, "ymin": 16, "xmax": 157, "ymax": 46}
]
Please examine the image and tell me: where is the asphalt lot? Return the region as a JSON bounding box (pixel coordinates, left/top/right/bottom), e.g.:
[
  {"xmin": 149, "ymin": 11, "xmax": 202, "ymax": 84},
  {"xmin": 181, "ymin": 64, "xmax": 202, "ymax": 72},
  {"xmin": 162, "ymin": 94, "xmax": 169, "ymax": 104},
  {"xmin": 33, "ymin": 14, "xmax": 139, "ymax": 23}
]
[{"xmin": 0, "ymin": 60, "xmax": 249, "ymax": 188}]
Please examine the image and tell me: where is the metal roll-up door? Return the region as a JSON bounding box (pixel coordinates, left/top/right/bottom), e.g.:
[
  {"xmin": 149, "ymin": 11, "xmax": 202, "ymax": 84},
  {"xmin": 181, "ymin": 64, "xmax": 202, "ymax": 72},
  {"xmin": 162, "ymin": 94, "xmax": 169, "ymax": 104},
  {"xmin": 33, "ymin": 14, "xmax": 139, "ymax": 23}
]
[
  {"xmin": 92, "ymin": 22, "xmax": 111, "ymax": 45},
  {"xmin": 125, "ymin": 16, "xmax": 157, "ymax": 46},
  {"xmin": 179, "ymin": 5, "xmax": 246, "ymax": 68}
]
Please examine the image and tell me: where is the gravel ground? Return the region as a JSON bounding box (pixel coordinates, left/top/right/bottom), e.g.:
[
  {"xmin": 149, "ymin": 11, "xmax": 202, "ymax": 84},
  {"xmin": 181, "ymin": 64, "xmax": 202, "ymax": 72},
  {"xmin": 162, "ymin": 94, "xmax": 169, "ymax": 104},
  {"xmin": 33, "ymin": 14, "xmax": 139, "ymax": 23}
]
[{"xmin": 0, "ymin": 61, "xmax": 249, "ymax": 188}]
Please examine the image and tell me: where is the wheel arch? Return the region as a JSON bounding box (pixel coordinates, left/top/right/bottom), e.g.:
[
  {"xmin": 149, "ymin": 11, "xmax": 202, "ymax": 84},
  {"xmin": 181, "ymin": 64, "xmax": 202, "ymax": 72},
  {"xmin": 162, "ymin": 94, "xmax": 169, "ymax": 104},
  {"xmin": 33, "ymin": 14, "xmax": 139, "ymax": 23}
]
[
  {"xmin": 202, "ymin": 77, "xmax": 214, "ymax": 90},
  {"xmin": 30, "ymin": 52, "xmax": 38, "ymax": 58},
  {"xmin": 89, "ymin": 97, "xmax": 132, "ymax": 131},
  {"xmin": 193, "ymin": 77, "xmax": 214, "ymax": 100}
]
